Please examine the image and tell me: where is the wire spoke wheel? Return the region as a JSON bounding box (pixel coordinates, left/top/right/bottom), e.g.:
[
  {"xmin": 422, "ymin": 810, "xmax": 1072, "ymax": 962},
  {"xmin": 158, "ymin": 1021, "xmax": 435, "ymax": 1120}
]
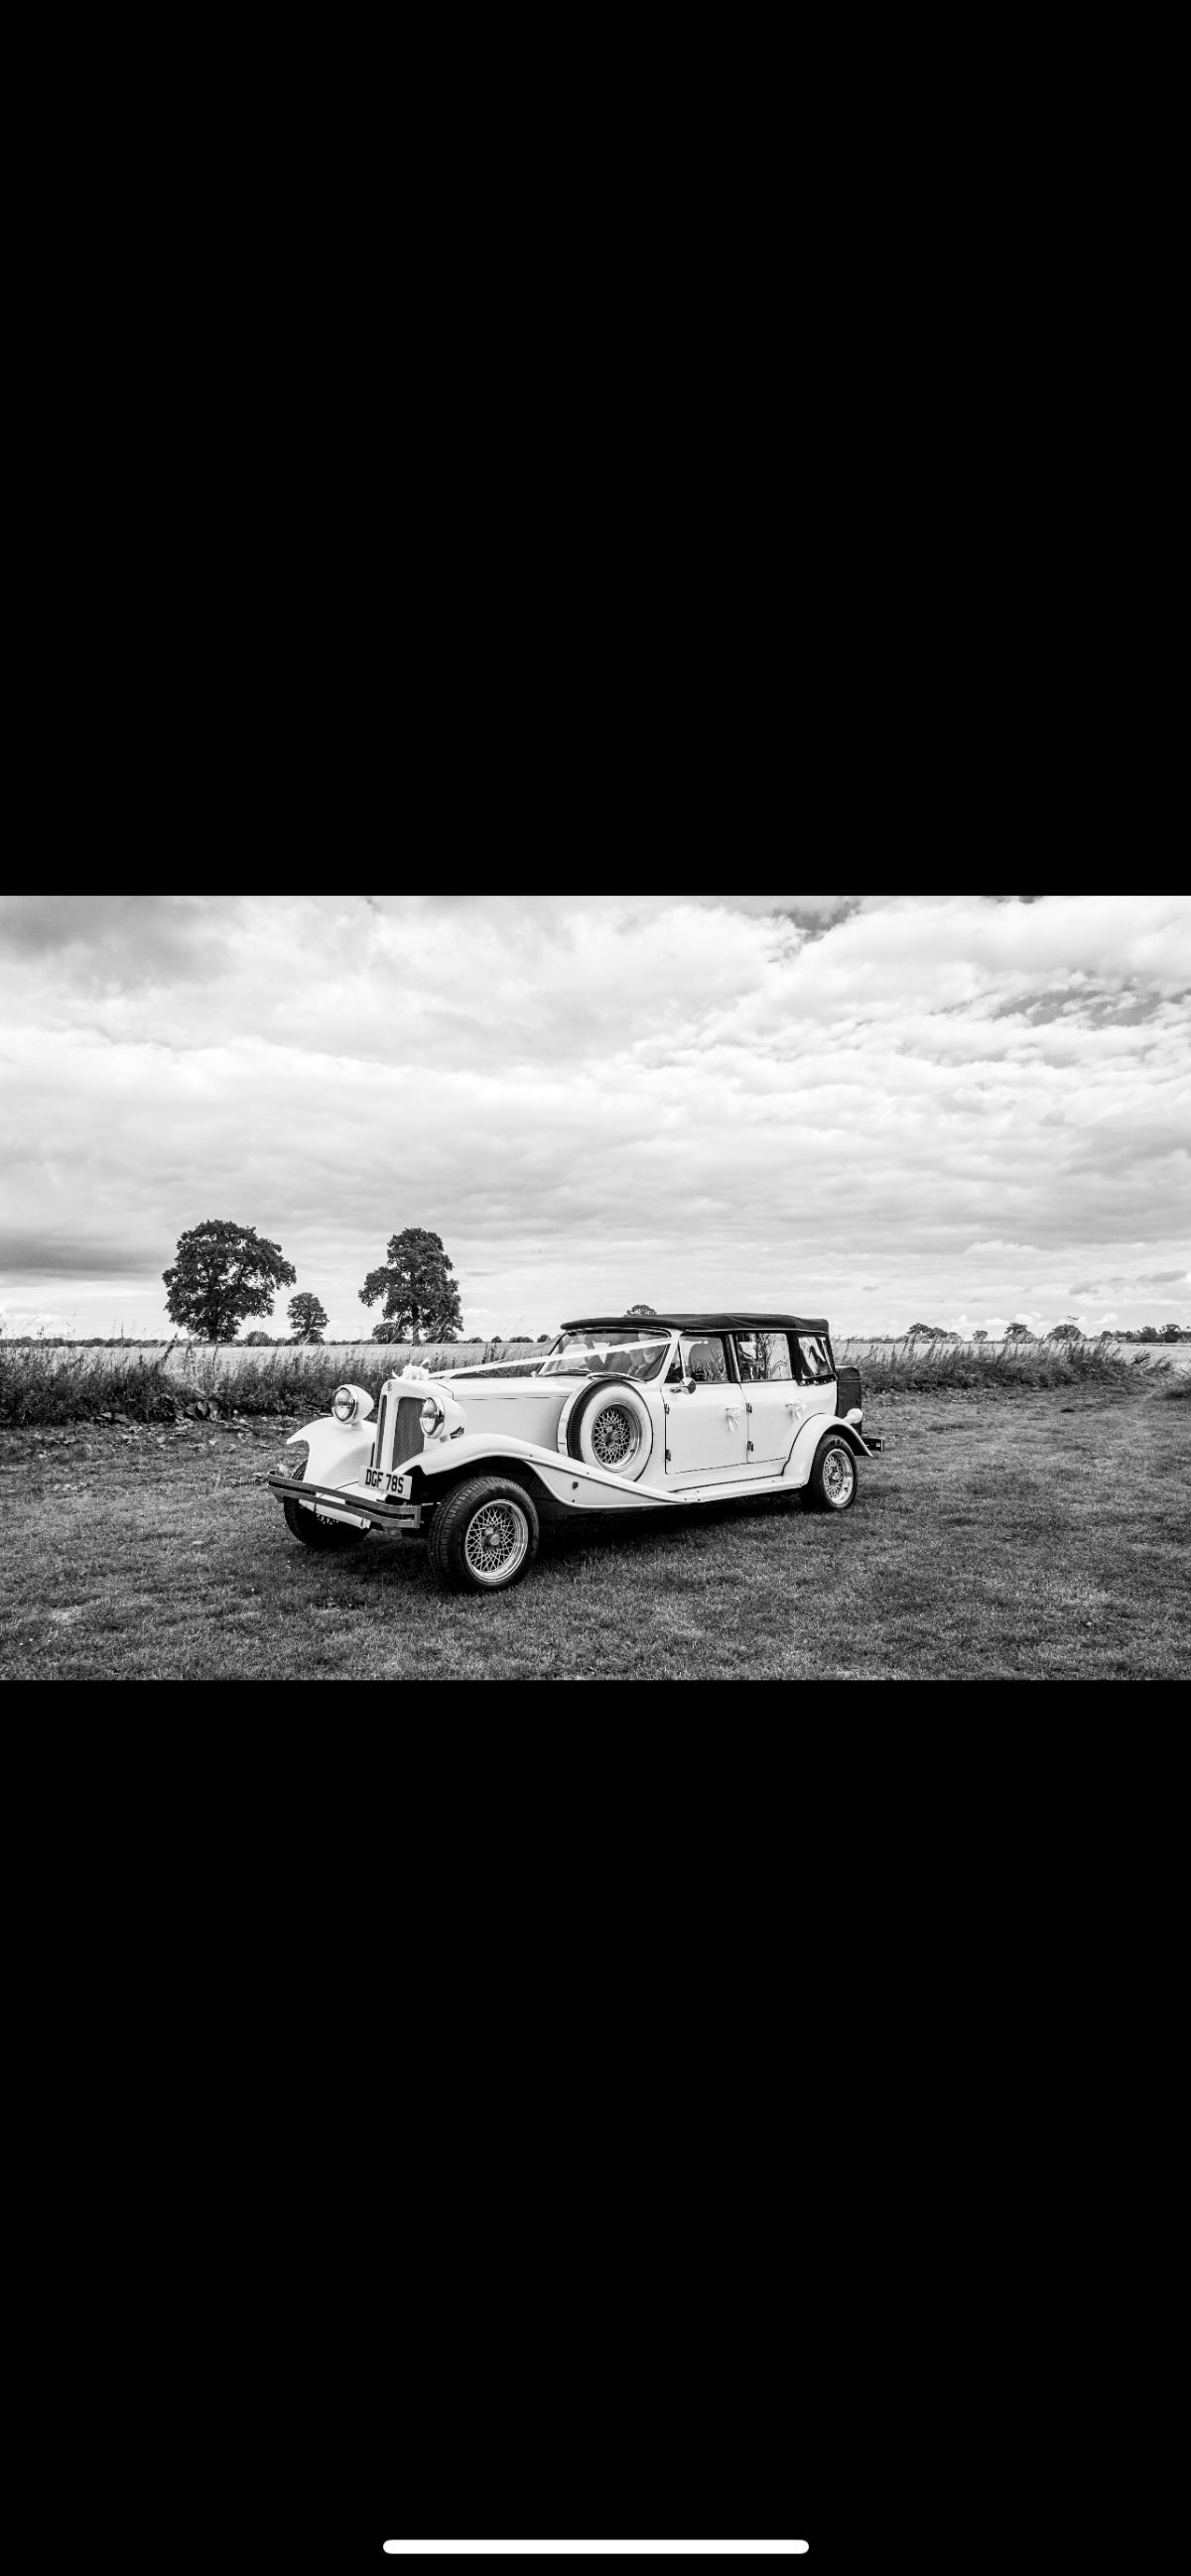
[
  {"xmin": 463, "ymin": 1498, "xmax": 530, "ymax": 1585},
  {"xmin": 822, "ymin": 1447, "xmax": 856, "ymax": 1506},
  {"xmin": 591, "ymin": 1403, "xmax": 638, "ymax": 1470}
]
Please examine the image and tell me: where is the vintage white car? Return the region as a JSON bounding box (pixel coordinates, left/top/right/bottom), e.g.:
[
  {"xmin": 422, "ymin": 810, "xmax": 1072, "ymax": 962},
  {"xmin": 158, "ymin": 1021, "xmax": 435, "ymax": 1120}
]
[{"xmin": 267, "ymin": 1314, "xmax": 883, "ymax": 1593}]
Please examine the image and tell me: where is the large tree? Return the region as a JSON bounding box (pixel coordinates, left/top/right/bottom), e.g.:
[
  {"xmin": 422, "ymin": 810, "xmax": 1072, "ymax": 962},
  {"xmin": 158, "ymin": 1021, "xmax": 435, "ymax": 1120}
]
[
  {"xmin": 359, "ymin": 1226, "xmax": 463, "ymax": 1344},
  {"xmin": 288, "ymin": 1292, "xmax": 329, "ymax": 1344},
  {"xmin": 163, "ymin": 1221, "xmax": 296, "ymax": 1343}
]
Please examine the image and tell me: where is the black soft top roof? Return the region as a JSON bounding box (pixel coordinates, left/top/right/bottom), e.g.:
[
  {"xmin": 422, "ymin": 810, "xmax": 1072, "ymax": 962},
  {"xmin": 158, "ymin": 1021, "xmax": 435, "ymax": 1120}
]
[{"xmin": 561, "ymin": 1313, "xmax": 832, "ymax": 1336}]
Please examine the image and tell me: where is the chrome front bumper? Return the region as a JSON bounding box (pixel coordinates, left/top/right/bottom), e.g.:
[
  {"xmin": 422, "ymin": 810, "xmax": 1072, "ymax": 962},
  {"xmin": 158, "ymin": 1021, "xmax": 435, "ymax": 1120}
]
[{"xmin": 267, "ymin": 1474, "xmax": 424, "ymax": 1532}]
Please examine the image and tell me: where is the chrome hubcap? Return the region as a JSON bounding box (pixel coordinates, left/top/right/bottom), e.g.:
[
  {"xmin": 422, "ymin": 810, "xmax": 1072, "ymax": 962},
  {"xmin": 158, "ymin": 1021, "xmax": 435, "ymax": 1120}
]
[
  {"xmin": 823, "ymin": 1448, "xmax": 855, "ymax": 1504},
  {"xmin": 463, "ymin": 1500, "xmax": 529, "ymax": 1583},
  {"xmin": 591, "ymin": 1404, "xmax": 638, "ymax": 1469}
]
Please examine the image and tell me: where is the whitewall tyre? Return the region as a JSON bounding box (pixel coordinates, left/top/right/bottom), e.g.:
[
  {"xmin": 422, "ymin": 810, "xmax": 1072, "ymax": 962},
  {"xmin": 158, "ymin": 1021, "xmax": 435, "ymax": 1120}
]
[{"xmin": 567, "ymin": 1380, "xmax": 654, "ymax": 1481}]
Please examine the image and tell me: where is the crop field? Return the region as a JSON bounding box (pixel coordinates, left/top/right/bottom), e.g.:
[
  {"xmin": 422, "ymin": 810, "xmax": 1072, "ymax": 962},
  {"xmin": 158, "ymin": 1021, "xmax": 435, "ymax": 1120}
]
[{"xmin": 2, "ymin": 1368, "xmax": 1187, "ymax": 1682}]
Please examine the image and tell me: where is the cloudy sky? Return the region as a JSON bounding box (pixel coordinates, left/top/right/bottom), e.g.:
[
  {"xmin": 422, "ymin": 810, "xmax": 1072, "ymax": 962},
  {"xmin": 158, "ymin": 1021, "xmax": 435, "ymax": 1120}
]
[{"xmin": 2, "ymin": 893, "xmax": 1188, "ymax": 1342}]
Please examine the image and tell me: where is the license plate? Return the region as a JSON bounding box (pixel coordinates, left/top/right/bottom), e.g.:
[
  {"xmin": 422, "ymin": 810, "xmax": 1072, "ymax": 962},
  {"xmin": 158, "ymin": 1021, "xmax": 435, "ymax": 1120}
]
[{"xmin": 365, "ymin": 1468, "xmax": 410, "ymax": 1496}]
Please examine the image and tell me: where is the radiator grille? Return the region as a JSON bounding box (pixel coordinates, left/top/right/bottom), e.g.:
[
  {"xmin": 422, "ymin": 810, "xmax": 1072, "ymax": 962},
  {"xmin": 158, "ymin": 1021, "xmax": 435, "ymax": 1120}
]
[
  {"xmin": 372, "ymin": 1388, "xmax": 388, "ymax": 1469},
  {"xmin": 391, "ymin": 1396, "xmax": 425, "ymax": 1468}
]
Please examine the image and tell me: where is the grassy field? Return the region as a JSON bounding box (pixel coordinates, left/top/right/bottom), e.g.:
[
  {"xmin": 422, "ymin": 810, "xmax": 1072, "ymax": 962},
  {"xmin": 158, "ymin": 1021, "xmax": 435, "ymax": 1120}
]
[{"xmin": 2, "ymin": 1372, "xmax": 1187, "ymax": 1680}]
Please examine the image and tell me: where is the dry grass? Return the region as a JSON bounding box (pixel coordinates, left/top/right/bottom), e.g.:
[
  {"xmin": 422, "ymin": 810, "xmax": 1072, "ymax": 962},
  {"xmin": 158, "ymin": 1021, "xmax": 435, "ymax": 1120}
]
[
  {"xmin": 1, "ymin": 1333, "xmax": 1172, "ymax": 1426},
  {"xmin": 843, "ymin": 1338, "xmax": 1172, "ymax": 1393},
  {"xmin": 2, "ymin": 1374, "xmax": 1187, "ymax": 1681}
]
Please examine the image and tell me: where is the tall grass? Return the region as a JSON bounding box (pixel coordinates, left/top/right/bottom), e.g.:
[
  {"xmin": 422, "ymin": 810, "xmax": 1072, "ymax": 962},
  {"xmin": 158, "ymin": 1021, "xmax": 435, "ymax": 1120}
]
[
  {"xmin": 0, "ymin": 1339, "xmax": 539, "ymax": 1425},
  {"xmin": 0, "ymin": 1331, "xmax": 1174, "ymax": 1425},
  {"xmin": 839, "ymin": 1338, "xmax": 1165, "ymax": 1393}
]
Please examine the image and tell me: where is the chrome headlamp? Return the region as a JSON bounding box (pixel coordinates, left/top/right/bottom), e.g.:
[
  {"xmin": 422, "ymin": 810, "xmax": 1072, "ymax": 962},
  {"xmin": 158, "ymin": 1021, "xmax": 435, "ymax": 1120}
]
[
  {"xmin": 419, "ymin": 1396, "xmax": 445, "ymax": 1437},
  {"xmin": 331, "ymin": 1383, "xmax": 375, "ymax": 1425}
]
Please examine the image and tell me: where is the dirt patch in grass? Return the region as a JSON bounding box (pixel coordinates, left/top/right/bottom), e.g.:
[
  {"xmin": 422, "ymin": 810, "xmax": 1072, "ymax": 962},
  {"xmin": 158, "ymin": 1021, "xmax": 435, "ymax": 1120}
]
[{"xmin": 1, "ymin": 1385, "xmax": 1187, "ymax": 1681}]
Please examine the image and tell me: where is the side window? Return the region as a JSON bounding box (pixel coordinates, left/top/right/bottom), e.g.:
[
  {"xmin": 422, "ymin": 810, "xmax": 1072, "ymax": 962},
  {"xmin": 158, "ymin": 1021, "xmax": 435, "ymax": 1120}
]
[
  {"xmin": 758, "ymin": 1332, "xmax": 793, "ymax": 1381},
  {"xmin": 733, "ymin": 1333, "xmax": 792, "ymax": 1381},
  {"xmin": 679, "ymin": 1334, "xmax": 729, "ymax": 1385},
  {"xmin": 792, "ymin": 1334, "xmax": 834, "ymax": 1385}
]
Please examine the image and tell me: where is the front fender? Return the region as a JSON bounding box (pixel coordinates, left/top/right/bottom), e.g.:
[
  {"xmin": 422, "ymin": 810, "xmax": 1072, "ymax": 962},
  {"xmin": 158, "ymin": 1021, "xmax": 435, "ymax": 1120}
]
[
  {"xmin": 418, "ymin": 1430, "xmax": 557, "ymax": 1481},
  {"xmin": 289, "ymin": 1415, "xmax": 375, "ymax": 1487},
  {"xmin": 414, "ymin": 1430, "xmax": 679, "ymax": 1511}
]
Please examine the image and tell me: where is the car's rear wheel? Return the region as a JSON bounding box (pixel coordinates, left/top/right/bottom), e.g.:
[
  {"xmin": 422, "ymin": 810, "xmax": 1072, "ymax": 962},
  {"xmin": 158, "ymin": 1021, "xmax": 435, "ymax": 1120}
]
[
  {"xmin": 283, "ymin": 1495, "xmax": 367, "ymax": 1550},
  {"xmin": 806, "ymin": 1434, "xmax": 857, "ymax": 1512},
  {"xmin": 427, "ymin": 1476, "xmax": 540, "ymax": 1593}
]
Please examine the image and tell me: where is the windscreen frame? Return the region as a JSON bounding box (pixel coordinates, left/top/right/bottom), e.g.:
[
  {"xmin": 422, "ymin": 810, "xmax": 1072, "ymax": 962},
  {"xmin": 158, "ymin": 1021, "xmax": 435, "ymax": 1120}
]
[{"xmin": 538, "ymin": 1326, "xmax": 678, "ymax": 1382}]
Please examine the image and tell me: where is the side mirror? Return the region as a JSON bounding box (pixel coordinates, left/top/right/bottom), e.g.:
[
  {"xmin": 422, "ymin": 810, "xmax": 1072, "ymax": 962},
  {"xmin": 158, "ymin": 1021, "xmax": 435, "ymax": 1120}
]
[{"xmin": 684, "ymin": 1374, "xmax": 698, "ymax": 1393}]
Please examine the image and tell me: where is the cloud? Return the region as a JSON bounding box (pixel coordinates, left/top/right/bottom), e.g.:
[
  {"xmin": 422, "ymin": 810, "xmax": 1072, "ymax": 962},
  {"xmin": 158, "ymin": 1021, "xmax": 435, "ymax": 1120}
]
[
  {"xmin": 0, "ymin": 1307, "xmax": 73, "ymax": 1337},
  {"xmin": 696, "ymin": 896, "xmax": 871, "ymax": 939},
  {"xmin": 0, "ymin": 1230, "xmax": 165, "ymax": 1278},
  {"xmin": 2, "ymin": 895, "xmax": 1188, "ymax": 1336},
  {"xmin": 0, "ymin": 896, "xmax": 232, "ymax": 989},
  {"xmin": 1070, "ymin": 1270, "xmax": 1191, "ymax": 1297}
]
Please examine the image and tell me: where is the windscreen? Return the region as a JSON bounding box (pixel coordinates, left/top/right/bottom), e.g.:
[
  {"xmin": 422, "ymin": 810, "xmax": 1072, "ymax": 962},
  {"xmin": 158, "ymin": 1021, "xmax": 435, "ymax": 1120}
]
[{"xmin": 539, "ymin": 1330, "xmax": 671, "ymax": 1381}]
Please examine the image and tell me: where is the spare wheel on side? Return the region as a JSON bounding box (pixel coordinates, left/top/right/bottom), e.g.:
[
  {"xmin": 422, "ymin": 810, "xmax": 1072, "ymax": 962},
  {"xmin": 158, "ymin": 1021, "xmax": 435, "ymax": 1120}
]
[{"xmin": 566, "ymin": 1378, "xmax": 654, "ymax": 1481}]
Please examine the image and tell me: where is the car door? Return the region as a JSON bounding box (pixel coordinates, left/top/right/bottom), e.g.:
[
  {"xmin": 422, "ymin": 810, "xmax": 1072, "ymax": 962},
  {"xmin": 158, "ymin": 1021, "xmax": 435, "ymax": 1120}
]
[
  {"xmin": 733, "ymin": 1330, "xmax": 838, "ymax": 1471},
  {"xmin": 663, "ymin": 1334, "xmax": 749, "ymax": 1482},
  {"xmin": 789, "ymin": 1332, "xmax": 838, "ymax": 1444},
  {"xmin": 731, "ymin": 1331, "xmax": 803, "ymax": 1470}
]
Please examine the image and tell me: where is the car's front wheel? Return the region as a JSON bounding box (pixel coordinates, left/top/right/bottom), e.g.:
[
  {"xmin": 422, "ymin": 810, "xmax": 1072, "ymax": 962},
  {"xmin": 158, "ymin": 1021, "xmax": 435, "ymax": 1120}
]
[
  {"xmin": 427, "ymin": 1476, "xmax": 540, "ymax": 1594},
  {"xmin": 806, "ymin": 1434, "xmax": 858, "ymax": 1512}
]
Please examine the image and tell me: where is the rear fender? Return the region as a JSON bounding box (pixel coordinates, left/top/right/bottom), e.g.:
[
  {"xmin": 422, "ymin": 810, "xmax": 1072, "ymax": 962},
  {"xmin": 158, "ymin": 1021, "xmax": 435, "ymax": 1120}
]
[{"xmin": 784, "ymin": 1411, "xmax": 872, "ymax": 1487}]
